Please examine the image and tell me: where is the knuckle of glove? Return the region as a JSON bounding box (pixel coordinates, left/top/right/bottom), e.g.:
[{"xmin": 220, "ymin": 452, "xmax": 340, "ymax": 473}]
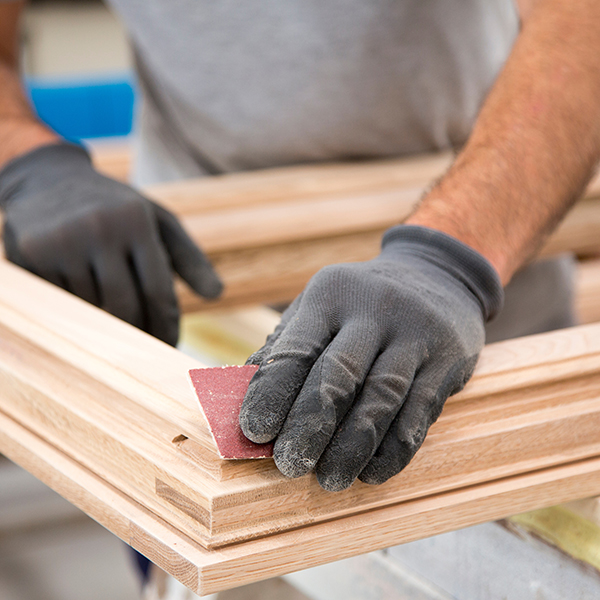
[{"xmin": 305, "ymin": 262, "xmax": 366, "ymax": 300}]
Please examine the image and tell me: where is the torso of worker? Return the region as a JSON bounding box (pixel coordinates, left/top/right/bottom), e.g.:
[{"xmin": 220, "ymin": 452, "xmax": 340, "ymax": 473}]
[
  {"xmin": 104, "ymin": 0, "xmax": 576, "ymax": 338},
  {"xmin": 105, "ymin": 0, "xmax": 519, "ymax": 186}
]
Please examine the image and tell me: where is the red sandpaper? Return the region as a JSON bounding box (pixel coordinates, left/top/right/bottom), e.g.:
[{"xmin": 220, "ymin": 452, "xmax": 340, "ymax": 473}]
[{"xmin": 188, "ymin": 365, "xmax": 274, "ymax": 459}]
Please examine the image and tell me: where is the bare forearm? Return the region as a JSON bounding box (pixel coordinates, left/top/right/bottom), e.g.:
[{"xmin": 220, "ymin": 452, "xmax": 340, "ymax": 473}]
[
  {"xmin": 0, "ymin": 2, "xmax": 58, "ymax": 169},
  {"xmin": 0, "ymin": 63, "xmax": 58, "ymax": 168},
  {"xmin": 407, "ymin": 0, "xmax": 600, "ymax": 284}
]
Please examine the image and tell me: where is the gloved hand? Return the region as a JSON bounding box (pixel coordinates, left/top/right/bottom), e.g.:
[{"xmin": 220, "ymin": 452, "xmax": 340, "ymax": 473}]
[
  {"xmin": 0, "ymin": 142, "xmax": 222, "ymax": 346},
  {"xmin": 240, "ymin": 225, "xmax": 503, "ymax": 491}
]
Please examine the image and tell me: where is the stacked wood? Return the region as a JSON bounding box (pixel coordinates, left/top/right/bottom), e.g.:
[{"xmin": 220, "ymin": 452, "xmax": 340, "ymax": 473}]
[
  {"xmin": 0, "ymin": 149, "xmax": 599, "ymax": 593},
  {"xmin": 3, "ymin": 259, "xmax": 600, "ymax": 593},
  {"xmin": 45, "ymin": 144, "xmax": 600, "ymax": 314},
  {"xmin": 6, "ymin": 407, "xmax": 600, "ymax": 596},
  {"xmin": 137, "ymin": 155, "xmax": 600, "ymax": 312}
]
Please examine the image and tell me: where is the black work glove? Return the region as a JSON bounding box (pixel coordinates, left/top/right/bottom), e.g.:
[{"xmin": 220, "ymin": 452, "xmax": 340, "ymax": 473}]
[
  {"xmin": 0, "ymin": 142, "xmax": 222, "ymax": 346},
  {"xmin": 240, "ymin": 225, "xmax": 503, "ymax": 491}
]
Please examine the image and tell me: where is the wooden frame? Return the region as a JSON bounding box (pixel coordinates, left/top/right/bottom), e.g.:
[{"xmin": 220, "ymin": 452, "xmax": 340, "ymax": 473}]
[
  {"xmin": 6, "ymin": 408, "xmax": 600, "ymax": 596},
  {"xmin": 3, "ymin": 257, "xmax": 600, "ymax": 593},
  {"xmin": 135, "ymin": 154, "xmax": 600, "ymax": 312},
  {"xmin": 1, "ymin": 150, "xmax": 600, "ymax": 593}
]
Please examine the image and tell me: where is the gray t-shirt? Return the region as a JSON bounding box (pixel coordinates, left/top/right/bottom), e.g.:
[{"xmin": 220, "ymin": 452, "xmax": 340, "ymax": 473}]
[
  {"xmin": 105, "ymin": 0, "xmax": 519, "ymax": 186},
  {"xmin": 100, "ymin": 1, "xmax": 579, "ymax": 336}
]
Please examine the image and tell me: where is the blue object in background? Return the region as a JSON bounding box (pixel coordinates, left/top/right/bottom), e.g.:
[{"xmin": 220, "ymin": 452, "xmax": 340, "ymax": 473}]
[{"xmin": 26, "ymin": 74, "xmax": 137, "ymax": 141}]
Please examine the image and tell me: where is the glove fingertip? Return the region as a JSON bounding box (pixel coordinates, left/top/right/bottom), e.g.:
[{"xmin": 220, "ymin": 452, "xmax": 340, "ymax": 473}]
[
  {"xmin": 151, "ymin": 200, "xmax": 224, "ymax": 300},
  {"xmin": 163, "ymin": 321, "xmax": 180, "ymax": 348},
  {"xmin": 316, "ymin": 469, "xmax": 354, "ymax": 492},
  {"xmin": 179, "ymin": 255, "xmax": 224, "ymax": 299},
  {"xmin": 358, "ymin": 445, "xmax": 412, "ymax": 486},
  {"xmin": 239, "ymin": 375, "xmax": 278, "ymax": 443},
  {"xmin": 274, "ymin": 438, "xmax": 317, "ymax": 479},
  {"xmin": 194, "ymin": 267, "xmax": 224, "ymax": 300},
  {"xmin": 245, "ymin": 349, "xmax": 267, "ymax": 366},
  {"xmin": 358, "ymin": 458, "xmax": 395, "ymax": 486},
  {"xmin": 239, "ymin": 406, "xmax": 278, "ymax": 444},
  {"xmin": 357, "ymin": 469, "xmax": 388, "ymax": 486}
]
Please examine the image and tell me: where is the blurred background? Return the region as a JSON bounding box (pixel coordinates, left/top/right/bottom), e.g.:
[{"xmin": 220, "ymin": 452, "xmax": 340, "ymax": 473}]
[{"xmin": 23, "ymin": 0, "xmax": 134, "ymax": 143}]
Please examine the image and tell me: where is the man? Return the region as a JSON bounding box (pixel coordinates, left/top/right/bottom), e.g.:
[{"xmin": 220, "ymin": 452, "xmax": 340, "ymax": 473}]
[{"xmin": 0, "ymin": 0, "xmax": 598, "ymax": 495}]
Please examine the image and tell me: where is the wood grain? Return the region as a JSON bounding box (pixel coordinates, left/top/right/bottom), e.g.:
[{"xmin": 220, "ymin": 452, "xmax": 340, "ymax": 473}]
[
  {"xmin": 3, "ymin": 259, "xmax": 600, "ymax": 549},
  {"xmin": 33, "ymin": 145, "xmax": 600, "ymax": 313},
  {"xmin": 4, "ymin": 405, "xmax": 600, "ymax": 595},
  {"xmin": 144, "ymin": 160, "xmax": 600, "ymax": 313},
  {"xmin": 0, "ymin": 147, "xmax": 598, "ymax": 592}
]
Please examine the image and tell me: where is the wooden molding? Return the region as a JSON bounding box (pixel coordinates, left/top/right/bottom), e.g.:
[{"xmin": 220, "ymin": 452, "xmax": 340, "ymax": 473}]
[
  {"xmin": 137, "ymin": 154, "xmax": 600, "ymax": 313},
  {"xmin": 36, "ymin": 144, "xmax": 600, "ymax": 313},
  {"xmin": 0, "ymin": 149, "xmax": 599, "ymax": 592},
  {"xmin": 3, "ymin": 258, "xmax": 600, "ymax": 591},
  {"xmin": 4, "ymin": 366, "xmax": 600, "ymax": 595}
]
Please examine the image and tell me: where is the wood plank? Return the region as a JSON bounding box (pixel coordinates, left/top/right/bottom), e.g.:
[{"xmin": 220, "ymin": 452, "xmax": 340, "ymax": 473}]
[
  {"xmin": 168, "ymin": 183, "xmax": 600, "ymax": 260},
  {"xmin": 144, "ymin": 165, "xmax": 600, "ymax": 313},
  {"xmin": 162, "ymin": 188, "xmax": 600, "ymax": 259},
  {"xmin": 143, "ymin": 152, "xmax": 455, "ymax": 214},
  {"xmin": 179, "ymin": 253, "xmax": 600, "ymax": 374},
  {"xmin": 4, "ymin": 259, "xmax": 600, "ymax": 549},
  {"xmin": 0, "ymin": 145, "xmax": 580, "ymax": 593},
  {"xmin": 0, "ymin": 261, "xmax": 277, "ymax": 547},
  {"xmin": 182, "ymin": 187, "xmax": 419, "ymax": 254},
  {"xmin": 176, "ymin": 231, "xmax": 384, "ymax": 312},
  {"xmin": 4, "ymin": 406, "xmax": 600, "ymax": 596},
  {"xmin": 0, "ymin": 259, "xmax": 213, "ymax": 449},
  {"xmin": 0, "ymin": 409, "xmax": 205, "ymax": 593},
  {"xmin": 178, "ymin": 235, "xmax": 600, "ymax": 316},
  {"xmin": 90, "ymin": 144, "xmax": 600, "ymax": 214}
]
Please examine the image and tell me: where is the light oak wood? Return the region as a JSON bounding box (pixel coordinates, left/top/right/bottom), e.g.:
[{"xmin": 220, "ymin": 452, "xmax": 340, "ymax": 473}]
[
  {"xmin": 144, "ymin": 160, "xmax": 600, "ymax": 313},
  {"xmin": 90, "ymin": 143, "xmax": 599, "ymax": 216},
  {"xmin": 37, "ymin": 145, "xmax": 600, "ymax": 313},
  {"xmin": 4, "ymin": 405, "xmax": 600, "ymax": 596},
  {"xmin": 3, "ymin": 259, "xmax": 600, "ymax": 551},
  {"xmin": 142, "ymin": 152, "xmax": 455, "ymax": 214},
  {"xmin": 576, "ymin": 258, "xmax": 600, "ymax": 324},
  {"xmin": 178, "ymin": 244, "xmax": 600, "ymax": 319},
  {"xmin": 156, "ymin": 183, "xmax": 600, "ymax": 258},
  {"xmin": 0, "ymin": 148, "xmax": 599, "ymax": 592}
]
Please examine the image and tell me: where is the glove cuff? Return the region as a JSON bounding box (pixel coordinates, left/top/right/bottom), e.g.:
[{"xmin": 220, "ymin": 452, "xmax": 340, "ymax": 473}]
[
  {"xmin": 0, "ymin": 142, "xmax": 91, "ymax": 208},
  {"xmin": 381, "ymin": 225, "xmax": 504, "ymax": 321}
]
